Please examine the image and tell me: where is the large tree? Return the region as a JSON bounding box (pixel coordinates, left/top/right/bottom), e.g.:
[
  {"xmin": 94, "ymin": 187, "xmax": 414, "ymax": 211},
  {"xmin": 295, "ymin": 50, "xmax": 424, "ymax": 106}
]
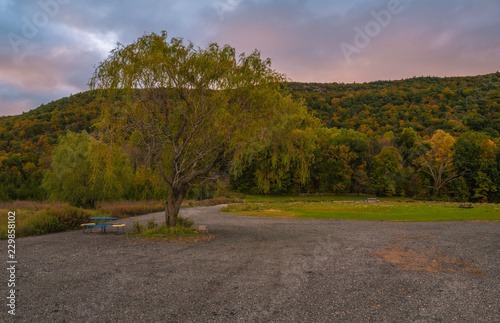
[
  {"xmin": 418, "ymin": 130, "xmax": 463, "ymax": 195},
  {"xmin": 90, "ymin": 31, "xmax": 311, "ymax": 226},
  {"xmin": 454, "ymin": 132, "xmax": 499, "ymax": 203}
]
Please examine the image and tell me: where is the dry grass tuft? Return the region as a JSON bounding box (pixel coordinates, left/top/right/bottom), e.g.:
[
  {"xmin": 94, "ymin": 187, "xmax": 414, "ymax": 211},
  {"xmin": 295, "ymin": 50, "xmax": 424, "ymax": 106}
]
[{"xmin": 0, "ymin": 201, "xmax": 67, "ymax": 211}]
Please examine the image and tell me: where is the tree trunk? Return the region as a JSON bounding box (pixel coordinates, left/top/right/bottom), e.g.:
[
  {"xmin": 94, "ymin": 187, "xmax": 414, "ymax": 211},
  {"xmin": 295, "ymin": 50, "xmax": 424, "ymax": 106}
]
[{"xmin": 164, "ymin": 186, "xmax": 187, "ymax": 227}]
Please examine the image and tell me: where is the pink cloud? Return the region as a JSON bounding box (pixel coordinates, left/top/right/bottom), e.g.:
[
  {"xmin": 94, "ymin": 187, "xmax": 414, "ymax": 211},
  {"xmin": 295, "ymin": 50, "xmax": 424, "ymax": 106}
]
[{"xmin": 0, "ymin": 59, "xmax": 60, "ymax": 92}]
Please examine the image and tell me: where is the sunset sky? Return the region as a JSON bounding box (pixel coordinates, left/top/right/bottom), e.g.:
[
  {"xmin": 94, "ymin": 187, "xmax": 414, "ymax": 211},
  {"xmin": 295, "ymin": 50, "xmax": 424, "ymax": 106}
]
[{"xmin": 1, "ymin": 0, "xmax": 499, "ymax": 116}]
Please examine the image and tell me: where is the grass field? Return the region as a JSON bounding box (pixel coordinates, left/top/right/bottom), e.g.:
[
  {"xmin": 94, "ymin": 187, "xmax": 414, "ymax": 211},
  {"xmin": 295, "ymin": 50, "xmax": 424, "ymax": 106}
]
[{"xmin": 222, "ymin": 196, "xmax": 500, "ymax": 222}]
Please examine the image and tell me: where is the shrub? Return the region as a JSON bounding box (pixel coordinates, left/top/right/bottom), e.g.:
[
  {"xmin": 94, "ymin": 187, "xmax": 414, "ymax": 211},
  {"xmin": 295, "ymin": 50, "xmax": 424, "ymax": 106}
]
[
  {"xmin": 147, "ymin": 219, "xmax": 158, "ymax": 229},
  {"xmin": 0, "ymin": 203, "xmax": 94, "ymax": 238},
  {"xmin": 176, "ymin": 216, "xmax": 194, "ymax": 228},
  {"xmin": 43, "ymin": 205, "xmax": 92, "ymax": 229},
  {"xmin": 19, "ymin": 212, "xmax": 67, "ymax": 236},
  {"xmin": 132, "ymin": 221, "xmax": 145, "ymax": 233},
  {"xmin": 31, "ymin": 215, "xmax": 67, "ymax": 235}
]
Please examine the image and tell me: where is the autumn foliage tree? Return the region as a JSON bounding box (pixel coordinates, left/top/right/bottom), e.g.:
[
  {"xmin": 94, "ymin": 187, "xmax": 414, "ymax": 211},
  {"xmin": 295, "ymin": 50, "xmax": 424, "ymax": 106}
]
[
  {"xmin": 90, "ymin": 31, "xmax": 312, "ymax": 226},
  {"xmin": 418, "ymin": 130, "xmax": 463, "ymax": 195},
  {"xmin": 454, "ymin": 132, "xmax": 500, "ymax": 202}
]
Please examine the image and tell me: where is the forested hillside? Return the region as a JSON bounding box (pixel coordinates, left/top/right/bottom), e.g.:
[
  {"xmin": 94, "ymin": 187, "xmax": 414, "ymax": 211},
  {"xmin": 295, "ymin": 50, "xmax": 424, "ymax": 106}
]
[
  {"xmin": 287, "ymin": 73, "xmax": 500, "ymax": 137},
  {"xmin": 1, "ymin": 73, "xmax": 499, "ymax": 203},
  {"xmin": 0, "ymin": 91, "xmax": 101, "ymax": 200}
]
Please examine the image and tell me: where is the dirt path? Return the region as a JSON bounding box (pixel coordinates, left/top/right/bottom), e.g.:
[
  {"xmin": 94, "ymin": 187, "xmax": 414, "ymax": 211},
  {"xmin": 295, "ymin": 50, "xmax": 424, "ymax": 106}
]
[{"xmin": 1, "ymin": 205, "xmax": 499, "ymax": 322}]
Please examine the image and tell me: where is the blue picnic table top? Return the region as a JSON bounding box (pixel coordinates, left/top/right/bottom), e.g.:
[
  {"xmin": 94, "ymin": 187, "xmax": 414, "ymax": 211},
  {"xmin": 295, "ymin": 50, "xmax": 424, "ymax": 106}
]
[{"xmin": 82, "ymin": 217, "xmax": 125, "ymax": 234}]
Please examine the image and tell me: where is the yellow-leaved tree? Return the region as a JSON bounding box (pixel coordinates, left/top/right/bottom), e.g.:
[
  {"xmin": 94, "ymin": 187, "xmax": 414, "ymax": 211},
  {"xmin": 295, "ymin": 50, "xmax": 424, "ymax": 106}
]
[
  {"xmin": 89, "ymin": 31, "xmax": 313, "ymax": 226},
  {"xmin": 418, "ymin": 130, "xmax": 463, "ymax": 195}
]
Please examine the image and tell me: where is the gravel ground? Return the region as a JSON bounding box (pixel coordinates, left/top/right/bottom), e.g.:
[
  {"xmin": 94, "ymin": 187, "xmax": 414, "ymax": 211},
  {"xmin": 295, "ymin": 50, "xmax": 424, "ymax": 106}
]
[{"xmin": 1, "ymin": 205, "xmax": 499, "ymax": 322}]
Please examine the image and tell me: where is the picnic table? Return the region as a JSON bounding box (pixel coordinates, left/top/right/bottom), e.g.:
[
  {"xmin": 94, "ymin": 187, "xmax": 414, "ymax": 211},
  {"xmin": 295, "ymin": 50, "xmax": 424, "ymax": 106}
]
[{"xmin": 81, "ymin": 217, "xmax": 126, "ymax": 234}]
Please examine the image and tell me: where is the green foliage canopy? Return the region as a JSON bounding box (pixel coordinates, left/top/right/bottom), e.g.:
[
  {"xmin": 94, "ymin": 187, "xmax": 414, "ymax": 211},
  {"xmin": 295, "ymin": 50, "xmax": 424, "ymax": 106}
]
[
  {"xmin": 42, "ymin": 131, "xmax": 132, "ymax": 207},
  {"xmin": 89, "ymin": 31, "xmax": 313, "ymax": 224}
]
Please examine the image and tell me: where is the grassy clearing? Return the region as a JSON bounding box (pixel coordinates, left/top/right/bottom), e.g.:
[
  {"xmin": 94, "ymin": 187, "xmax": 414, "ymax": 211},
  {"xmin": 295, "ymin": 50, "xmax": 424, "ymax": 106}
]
[
  {"xmin": 222, "ymin": 198, "xmax": 500, "ymax": 222},
  {"xmin": 242, "ymin": 194, "xmax": 375, "ymax": 203}
]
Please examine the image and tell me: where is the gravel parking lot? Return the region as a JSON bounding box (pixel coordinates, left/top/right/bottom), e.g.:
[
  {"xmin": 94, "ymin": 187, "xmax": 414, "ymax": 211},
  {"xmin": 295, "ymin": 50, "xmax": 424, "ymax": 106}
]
[{"xmin": 1, "ymin": 205, "xmax": 499, "ymax": 322}]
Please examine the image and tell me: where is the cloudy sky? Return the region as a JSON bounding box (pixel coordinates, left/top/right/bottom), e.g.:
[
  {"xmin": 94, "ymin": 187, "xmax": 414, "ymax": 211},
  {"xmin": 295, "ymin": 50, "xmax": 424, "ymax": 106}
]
[{"xmin": 1, "ymin": 0, "xmax": 499, "ymax": 116}]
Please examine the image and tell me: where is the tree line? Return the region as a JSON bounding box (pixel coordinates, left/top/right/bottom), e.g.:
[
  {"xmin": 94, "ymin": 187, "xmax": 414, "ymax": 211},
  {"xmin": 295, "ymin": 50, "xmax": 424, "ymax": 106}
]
[
  {"xmin": 231, "ymin": 127, "xmax": 499, "ymax": 203},
  {"xmin": 1, "ymin": 72, "xmax": 499, "ymax": 204}
]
